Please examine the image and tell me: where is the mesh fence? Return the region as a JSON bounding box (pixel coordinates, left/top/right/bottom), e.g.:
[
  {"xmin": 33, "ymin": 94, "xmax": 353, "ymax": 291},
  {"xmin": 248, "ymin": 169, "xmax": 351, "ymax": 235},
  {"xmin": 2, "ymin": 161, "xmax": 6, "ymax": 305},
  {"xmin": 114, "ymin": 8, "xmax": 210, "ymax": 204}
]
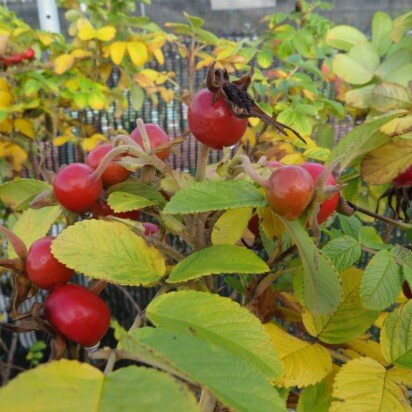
[{"xmin": 1, "ymin": 39, "xmax": 409, "ymax": 373}]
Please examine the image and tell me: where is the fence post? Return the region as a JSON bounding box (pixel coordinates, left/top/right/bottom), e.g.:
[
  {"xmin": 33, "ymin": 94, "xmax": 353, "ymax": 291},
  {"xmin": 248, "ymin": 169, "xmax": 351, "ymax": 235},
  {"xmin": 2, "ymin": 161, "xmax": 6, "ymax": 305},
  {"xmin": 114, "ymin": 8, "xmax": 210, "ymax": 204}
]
[{"xmin": 37, "ymin": 0, "xmax": 61, "ymax": 33}]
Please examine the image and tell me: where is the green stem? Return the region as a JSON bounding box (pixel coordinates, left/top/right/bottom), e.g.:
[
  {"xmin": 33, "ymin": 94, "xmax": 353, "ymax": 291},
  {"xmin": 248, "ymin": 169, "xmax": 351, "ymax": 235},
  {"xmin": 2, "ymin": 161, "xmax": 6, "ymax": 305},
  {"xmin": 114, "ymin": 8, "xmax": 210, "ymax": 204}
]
[
  {"xmin": 199, "ymin": 389, "xmax": 216, "ymax": 412},
  {"xmin": 238, "ymin": 155, "xmax": 268, "ymax": 187},
  {"xmin": 136, "ymin": 118, "xmax": 152, "ymax": 153}
]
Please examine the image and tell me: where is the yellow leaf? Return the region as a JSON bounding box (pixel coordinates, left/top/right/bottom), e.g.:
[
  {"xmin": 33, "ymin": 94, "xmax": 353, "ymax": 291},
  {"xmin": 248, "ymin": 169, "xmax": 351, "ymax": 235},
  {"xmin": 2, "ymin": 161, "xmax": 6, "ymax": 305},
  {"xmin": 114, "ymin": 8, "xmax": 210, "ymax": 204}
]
[
  {"xmin": 265, "ymin": 323, "xmax": 332, "ymax": 388},
  {"xmin": 380, "ymin": 115, "xmax": 412, "ymax": 136},
  {"xmin": 77, "ymin": 23, "xmax": 97, "ymax": 41},
  {"xmin": 241, "ymin": 128, "xmax": 256, "ymax": 146},
  {"xmin": 14, "ymin": 118, "xmax": 35, "ymax": 139},
  {"xmin": 96, "ymin": 26, "xmax": 116, "ymax": 42},
  {"xmin": 343, "ymin": 335, "xmax": 389, "ymax": 366},
  {"xmin": 0, "ymin": 118, "xmax": 12, "ymax": 133},
  {"xmin": 159, "ymin": 87, "xmax": 174, "ymax": 103},
  {"xmin": 280, "ymin": 153, "xmax": 305, "ymax": 164},
  {"xmin": 212, "ymin": 207, "xmax": 253, "ymax": 245},
  {"xmin": 0, "ymin": 78, "xmax": 10, "ymax": 92},
  {"xmin": 110, "ymin": 41, "xmax": 127, "ymax": 65},
  {"xmin": 53, "ymin": 135, "xmax": 75, "ymax": 147},
  {"xmin": 81, "ymin": 134, "xmax": 107, "ymax": 152},
  {"xmin": 249, "ymin": 117, "xmax": 260, "ymax": 127},
  {"xmin": 54, "ymin": 54, "xmax": 75, "ymax": 75},
  {"xmin": 258, "ymin": 207, "xmax": 285, "ymax": 239},
  {"xmin": 303, "ymin": 89, "xmax": 316, "ymax": 101},
  {"xmin": 0, "ymin": 142, "xmax": 27, "ymax": 171},
  {"xmin": 71, "ymin": 48, "xmax": 92, "ymax": 59},
  {"xmin": 127, "ymin": 41, "xmax": 148, "ymax": 66},
  {"xmin": 330, "ymin": 357, "xmax": 411, "ymax": 411},
  {"xmin": 140, "ymin": 69, "xmax": 159, "ymax": 82},
  {"xmin": 37, "ymin": 32, "xmax": 54, "ymax": 46},
  {"xmin": 374, "ymin": 312, "xmax": 388, "ymax": 329},
  {"xmin": 153, "ymin": 48, "xmax": 164, "ymax": 65},
  {"xmin": 0, "ymin": 90, "xmax": 12, "ymax": 108},
  {"xmin": 361, "ymin": 140, "xmax": 412, "ymax": 185},
  {"xmin": 88, "ymin": 93, "xmax": 107, "ymax": 110},
  {"xmin": 302, "ymin": 268, "xmax": 379, "ymax": 344}
]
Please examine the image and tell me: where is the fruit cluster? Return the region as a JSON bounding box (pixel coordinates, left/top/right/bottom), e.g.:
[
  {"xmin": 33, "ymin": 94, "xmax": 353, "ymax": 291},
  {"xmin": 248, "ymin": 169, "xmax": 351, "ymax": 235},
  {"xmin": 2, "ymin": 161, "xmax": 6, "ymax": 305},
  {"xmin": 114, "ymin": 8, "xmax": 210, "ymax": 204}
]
[
  {"xmin": 30, "ymin": 123, "xmax": 168, "ymax": 347},
  {"xmin": 1, "ymin": 48, "xmax": 35, "ymax": 67}
]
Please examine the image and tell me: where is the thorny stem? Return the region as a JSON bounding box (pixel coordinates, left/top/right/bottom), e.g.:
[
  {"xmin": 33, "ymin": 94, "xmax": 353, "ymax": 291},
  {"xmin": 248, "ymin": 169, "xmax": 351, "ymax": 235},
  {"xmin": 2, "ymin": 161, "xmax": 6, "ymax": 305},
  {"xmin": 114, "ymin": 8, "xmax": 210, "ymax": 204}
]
[
  {"xmin": 326, "ymin": 348, "xmax": 350, "ymax": 363},
  {"xmin": 347, "ymin": 201, "xmax": 412, "ymax": 231},
  {"xmin": 112, "ymin": 284, "xmax": 142, "ymax": 315},
  {"xmin": 2, "ymin": 333, "xmax": 17, "ymax": 385},
  {"xmin": 112, "ymin": 134, "xmax": 141, "ymax": 148},
  {"xmin": 237, "ymin": 155, "xmax": 268, "ymax": 187},
  {"xmin": 196, "ymin": 143, "xmax": 210, "ymax": 182},
  {"xmin": 254, "ymin": 267, "xmax": 300, "ymax": 298},
  {"xmin": 89, "ymin": 280, "xmax": 107, "ymax": 296}
]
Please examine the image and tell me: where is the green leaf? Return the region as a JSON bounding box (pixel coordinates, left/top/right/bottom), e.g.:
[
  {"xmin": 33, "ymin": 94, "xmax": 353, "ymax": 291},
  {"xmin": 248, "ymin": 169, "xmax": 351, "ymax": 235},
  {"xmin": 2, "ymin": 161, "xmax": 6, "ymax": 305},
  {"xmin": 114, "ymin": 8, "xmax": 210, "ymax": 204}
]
[
  {"xmin": 257, "ymin": 48, "xmax": 273, "ymax": 69},
  {"xmin": 212, "ymin": 207, "xmax": 252, "ymax": 245},
  {"xmin": 303, "ymin": 268, "xmax": 379, "ymax": 344},
  {"xmin": 371, "ymin": 12, "xmax": 393, "ymax": 56},
  {"xmin": 146, "ymin": 290, "xmax": 283, "ymax": 380},
  {"xmin": 122, "ymin": 328, "xmax": 286, "ymax": 412},
  {"xmin": 328, "ymin": 111, "xmax": 404, "ymax": 170},
  {"xmin": 51, "ymin": 220, "xmax": 165, "ymax": 285},
  {"xmin": 0, "ymin": 179, "xmax": 51, "ymax": 211},
  {"xmin": 8, "ymin": 206, "xmax": 61, "ymax": 257},
  {"xmin": 322, "ymin": 236, "xmax": 362, "ymax": 272},
  {"xmin": 360, "ymin": 250, "xmax": 402, "ymax": 310},
  {"xmin": 107, "ymin": 191, "xmax": 158, "ymax": 213},
  {"xmin": 381, "ymin": 301, "xmax": 412, "ymax": 369},
  {"xmin": 358, "ymin": 226, "xmax": 390, "ymax": 250},
  {"xmin": 106, "ymin": 181, "xmax": 164, "ymax": 203},
  {"xmin": 337, "ymin": 215, "xmax": 363, "ymax": 239},
  {"xmin": 326, "ymin": 25, "xmax": 367, "ymax": 51},
  {"xmin": 163, "ymin": 180, "xmax": 267, "ymax": 215},
  {"xmin": 377, "ymin": 48, "xmax": 412, "ymax": 79},
  {"xmin": 371, "ymin": 82, "xmax": 411, "ymax": 112},
  {"xmin": 280, "ymin": 218, "xmax": 342, "ymax": 315},
  {"xmin": 130, "ymin": 84, "xmax": 145, "ymax": 111},
  {"xmin": 349, "ymin": 41, "xmax": 380, "ymax": 75},
  {"xmin": 0, "ymin": 360, "xmax": 199, "ymax": 412},
  {"xmin": 385, "ymin": 63, "xmax": 412, "ymax": 87},
  {"xmin": 167, "ymin": 245, "xmax": 269, "ymax": 283}
]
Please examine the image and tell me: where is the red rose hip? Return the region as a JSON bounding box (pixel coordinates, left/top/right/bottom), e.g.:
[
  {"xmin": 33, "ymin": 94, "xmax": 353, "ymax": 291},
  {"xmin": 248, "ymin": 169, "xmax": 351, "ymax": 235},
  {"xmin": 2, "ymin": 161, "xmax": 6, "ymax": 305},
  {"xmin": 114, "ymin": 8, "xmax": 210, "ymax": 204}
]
[
  {"xmin": 266, "ymin": 165, "xmax": 314, "ymax": 220},
  {"xmin": 299, "ymin": 162, "xmax": 339, "ymax": 224},
  {"xmin": 393, "ymin": 165, "xmax": 412, "ymax": 187},
  {"xmin": 86, "ymin": 144, "xmax": 131, "ymax": 187},
  {"xmin": 26, "ymin": 236, "xmax": 74, "ymax": 290},
  {"xmin": 130, "ymin": 123, "xmax": 171, "ymax": 160},
  {"xmin": 188, "ymin": 88, "xmax": 248, "ymax": 150},
  {"xmin": 53, "ymin": 163, "xmax": 103, "ymax": 213},
  {"xmin": 44, "ymin": 284, "xmax": 110, "ymax": 347}
]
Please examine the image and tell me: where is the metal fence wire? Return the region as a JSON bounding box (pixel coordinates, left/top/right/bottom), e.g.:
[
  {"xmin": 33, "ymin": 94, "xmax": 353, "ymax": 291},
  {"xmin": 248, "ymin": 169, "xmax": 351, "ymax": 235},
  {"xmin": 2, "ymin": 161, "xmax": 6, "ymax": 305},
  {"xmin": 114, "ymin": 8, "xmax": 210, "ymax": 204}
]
[{"xmin": 0, "ymin": 40, "xmax": 408, "ymax": 372}]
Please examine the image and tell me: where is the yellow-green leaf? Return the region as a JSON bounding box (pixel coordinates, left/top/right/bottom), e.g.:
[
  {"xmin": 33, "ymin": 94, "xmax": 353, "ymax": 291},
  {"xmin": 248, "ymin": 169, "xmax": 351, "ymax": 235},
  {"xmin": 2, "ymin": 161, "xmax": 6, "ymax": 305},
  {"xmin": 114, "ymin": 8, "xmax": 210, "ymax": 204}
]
[
  {"xmin": 212, "ymin": 207, "xmax": 252, "ymax": 245},
  {"xmin": 14, "ymin": 118, "xmax": 35, "ymax": 139},
  {"xmin": 265, "ymin": 323, "xmax": 332, "ymax": 388},
  {"xmin": 303, "ymin": 268, "xmax": 379, "ymax": 344},
  {"xmin": 147, "ymin": 290, "xmax": 283, "ymax": 380},
  {"xmin": 361, "ymin": 139, "xmax": 412, "ymax": 185},
  {"xmin": 381, "ymin": 301, "xmax": 412, "ymax": 369},
  {"xmin": 330, "ymin": 357, "xmax": 410, "ymax": 411},
  {"xmin": 107, "ymin": 191, "xmax": 158, "ymax": 213},
  {"xmin": 326, "ymin": 25, "xmax": 368, "ymax": 51},
  {"xmin": 8, "ymin": 206, "xmax": 61, "ymax": 257},
  {"xmin": 167, "ymin": 244, "xmax": 269, "ymax": 283},
  {"xmin": 51, "ymin": 220, "xmax": 165, "ymax": 285},
  {"xmin": 0, "ymin": 360, "xmax": 199, "ymax": 412}
]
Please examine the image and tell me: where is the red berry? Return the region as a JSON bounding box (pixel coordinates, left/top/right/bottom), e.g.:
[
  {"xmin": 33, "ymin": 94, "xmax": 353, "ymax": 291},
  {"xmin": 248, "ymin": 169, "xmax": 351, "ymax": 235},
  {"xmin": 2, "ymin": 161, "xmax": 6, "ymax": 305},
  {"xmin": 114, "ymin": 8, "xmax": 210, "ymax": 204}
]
[
  {"xmin": 53, "ymin": 163, "xmax": 103, "ymax": 213},
  {"xmin": 188, "ymin": 89, "xmax": 248, "ymax": 150},
  {"xmin": 402, "ymin": 281, "xmax": 412, "ymax": 299},
  {"xmin": 2, "ymin": 54, "xmax": 23, "ymax": 66},
  {"xmin": 299, "ymin": 162, "xmax": 339, "ymax": 224},
  {"xmin": 86, "ymin": 144, "xmax": 131, "ymax": 187},
  {"xmin": 142, "ymin": 222, "xmax": 158, "ymax": 236},
  {"xmin": 44, "ymin": 284, "xmax": 110, "ymax": 347},
  {"xmin": 21, "ymin": 48, "xmax": 35, "ymax": 61},
  {"xmin": 393, "ymin": 165, "xmax": 412, "ymax": 187},
  {"xmin": 266, "ymin": 165, "xmax": 314, "ymax": 220},
  {"xmin": 26, "ymin": 236, "xmax": 74, "ymax": 290},
  {"xmin": 130, "ymin": 123, "xmax": 171, "ymax": 160},
  {"xmin": 92, "ymin": 200, "xmax": 140, "ymax": 220}
]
